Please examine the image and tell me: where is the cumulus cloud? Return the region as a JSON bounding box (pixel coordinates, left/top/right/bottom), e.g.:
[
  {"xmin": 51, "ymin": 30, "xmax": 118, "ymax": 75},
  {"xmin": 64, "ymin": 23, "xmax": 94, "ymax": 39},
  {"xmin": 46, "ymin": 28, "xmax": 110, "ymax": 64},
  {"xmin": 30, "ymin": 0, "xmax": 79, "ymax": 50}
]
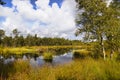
[{"xmin": 0, "ymin": 0, "xmax": 77, "ymax": 39}]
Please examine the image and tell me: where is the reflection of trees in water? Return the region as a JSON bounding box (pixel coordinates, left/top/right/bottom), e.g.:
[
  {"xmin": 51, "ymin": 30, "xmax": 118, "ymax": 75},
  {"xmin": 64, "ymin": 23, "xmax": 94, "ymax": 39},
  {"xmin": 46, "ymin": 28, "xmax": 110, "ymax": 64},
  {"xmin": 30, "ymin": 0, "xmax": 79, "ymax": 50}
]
[{"xmin": 48, "ymin": 48, "xmax": 72, "ymax": 55}]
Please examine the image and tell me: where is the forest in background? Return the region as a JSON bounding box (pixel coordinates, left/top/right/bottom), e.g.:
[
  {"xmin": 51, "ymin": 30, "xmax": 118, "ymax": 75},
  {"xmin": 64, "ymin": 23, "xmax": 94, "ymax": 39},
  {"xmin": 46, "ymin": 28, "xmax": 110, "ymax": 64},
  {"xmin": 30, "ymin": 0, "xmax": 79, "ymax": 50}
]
[{"xmin": 0, "ymin": 29, "xmax": 82, "ymax": 47}]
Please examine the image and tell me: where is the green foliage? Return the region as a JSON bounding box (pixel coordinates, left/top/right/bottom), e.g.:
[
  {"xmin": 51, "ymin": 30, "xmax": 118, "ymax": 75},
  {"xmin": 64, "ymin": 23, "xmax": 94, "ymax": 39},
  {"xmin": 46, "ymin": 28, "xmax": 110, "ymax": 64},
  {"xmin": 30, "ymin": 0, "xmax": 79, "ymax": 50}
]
[
  {"xmin": 90, "ymin": 43, "xmax": 103, "ymax": 59},
  {"xmin": 12, "ymin": 29, "xmax": 20, "ymax": 37},
  {"xmin": 0, "ymin": 29, "xmax": 5, "ymax": 38},
  {"xmin": 0, "ymin": 29, "xmax": 5, "ymax": 45},
  {"xmin": 3, "ymin": 36, "xmax": 12, "ymax": 47},
  {"xmin": 0, "ymin": 29, "xmax": 82, "ymax": 47},
  {"xmin": 75, "ymin": 0, "xmax": 120, "ymax": 59},
  {"xmin": 105, "ymin": 0, "xmax": 120, "ymax": 54}
]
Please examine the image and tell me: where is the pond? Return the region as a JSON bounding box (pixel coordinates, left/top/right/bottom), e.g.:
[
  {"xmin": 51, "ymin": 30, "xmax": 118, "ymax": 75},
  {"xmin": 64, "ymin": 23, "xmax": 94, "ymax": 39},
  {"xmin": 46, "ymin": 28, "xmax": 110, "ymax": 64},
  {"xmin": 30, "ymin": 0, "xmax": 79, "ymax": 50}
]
[{"xmin": 0, "ymin": 52, "xmax": 73, "ymax": 67}]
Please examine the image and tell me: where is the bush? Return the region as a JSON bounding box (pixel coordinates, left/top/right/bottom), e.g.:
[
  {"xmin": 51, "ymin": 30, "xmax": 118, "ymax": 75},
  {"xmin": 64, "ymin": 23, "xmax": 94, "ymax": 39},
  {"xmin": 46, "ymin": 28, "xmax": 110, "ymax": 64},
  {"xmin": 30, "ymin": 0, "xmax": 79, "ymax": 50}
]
[{"xmin": 43, "ymin": 52, "xmax": 53, "ymax": 62}]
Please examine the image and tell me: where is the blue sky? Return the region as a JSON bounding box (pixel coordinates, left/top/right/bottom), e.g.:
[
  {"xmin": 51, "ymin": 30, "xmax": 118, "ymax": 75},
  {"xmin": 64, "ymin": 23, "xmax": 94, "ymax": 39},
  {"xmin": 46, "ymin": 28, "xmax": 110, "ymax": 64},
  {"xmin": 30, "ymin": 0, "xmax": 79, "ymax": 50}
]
[
  {"xmin": 49, "ymin": 0, "xmax": 63, "ymax": 8},
  {"xmin": 2, "ymin": 0, "xmax": 12, "ymax": 7},
  {"xmin": 2, "ymin": 0, "xmax": 64, "ymax": 8},
  {"xmin": 0, "ymin": 0, "xmax": 81, "ymax": 40}
]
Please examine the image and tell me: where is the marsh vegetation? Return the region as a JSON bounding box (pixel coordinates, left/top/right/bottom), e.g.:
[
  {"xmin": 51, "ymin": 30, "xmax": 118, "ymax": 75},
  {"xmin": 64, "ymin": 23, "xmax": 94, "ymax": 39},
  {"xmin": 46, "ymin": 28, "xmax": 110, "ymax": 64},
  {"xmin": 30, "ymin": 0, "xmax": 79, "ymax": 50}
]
[
  {"xmin": 1, "ymin": 57, "xmax": 120, "ymax": 80},
  {"xmin": 0, "ymin": 44, "xmax": 120, "ymax": 80},
  {"xmin": 0, "ymin": 0, "xmax": 120, "ymax": 80}
]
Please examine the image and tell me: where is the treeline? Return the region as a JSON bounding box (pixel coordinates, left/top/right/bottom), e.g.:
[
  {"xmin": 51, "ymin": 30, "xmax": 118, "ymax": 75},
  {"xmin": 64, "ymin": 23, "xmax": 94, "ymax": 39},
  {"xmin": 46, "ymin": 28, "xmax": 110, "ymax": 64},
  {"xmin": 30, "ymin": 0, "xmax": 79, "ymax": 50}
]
[{"xmin": 0, "ymin": 29, "xmax": 81, "ymax": 47}]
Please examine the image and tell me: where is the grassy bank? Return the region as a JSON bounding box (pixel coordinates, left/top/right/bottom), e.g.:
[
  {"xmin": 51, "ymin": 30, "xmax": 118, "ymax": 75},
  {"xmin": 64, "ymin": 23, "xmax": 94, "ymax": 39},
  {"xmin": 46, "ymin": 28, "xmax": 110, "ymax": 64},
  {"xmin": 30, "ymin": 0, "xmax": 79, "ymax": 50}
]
[
  {"xmin": 0, "ymin": 45, "xmax": 83, "ymax": 57},
  {"xmin": 0, "ymin": 58, "xmax": 120, "ymax": 80}
]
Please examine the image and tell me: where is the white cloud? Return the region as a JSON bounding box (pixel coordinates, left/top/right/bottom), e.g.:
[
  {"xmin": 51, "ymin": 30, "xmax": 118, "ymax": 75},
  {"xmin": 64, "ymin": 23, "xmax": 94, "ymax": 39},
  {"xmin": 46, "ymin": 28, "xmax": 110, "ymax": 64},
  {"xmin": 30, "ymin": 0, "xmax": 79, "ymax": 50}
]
[{"xmin": 0, "ymin": 0, "xmax": 77, "ymax": 39}]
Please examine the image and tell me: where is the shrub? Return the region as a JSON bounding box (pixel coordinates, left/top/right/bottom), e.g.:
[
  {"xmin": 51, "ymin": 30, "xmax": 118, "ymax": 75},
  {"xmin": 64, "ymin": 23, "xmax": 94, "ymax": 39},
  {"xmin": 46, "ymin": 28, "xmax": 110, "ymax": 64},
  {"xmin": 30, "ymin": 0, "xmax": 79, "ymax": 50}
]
[{"xmin": 43, "ymin": 52, "xmax": 53, "ymax": 62}]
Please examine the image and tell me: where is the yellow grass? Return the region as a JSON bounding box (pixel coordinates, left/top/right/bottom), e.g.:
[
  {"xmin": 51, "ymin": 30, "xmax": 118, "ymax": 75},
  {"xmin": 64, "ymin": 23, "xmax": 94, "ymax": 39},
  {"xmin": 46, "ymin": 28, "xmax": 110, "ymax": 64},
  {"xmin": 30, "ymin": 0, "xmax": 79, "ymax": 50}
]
[
  {"xmin": 5, "ymin": 58, "xmax": 120, "ymax": 80},
  {"xmin": 0, "ymin": 45, "xmax": 82, "ymax": 55}
]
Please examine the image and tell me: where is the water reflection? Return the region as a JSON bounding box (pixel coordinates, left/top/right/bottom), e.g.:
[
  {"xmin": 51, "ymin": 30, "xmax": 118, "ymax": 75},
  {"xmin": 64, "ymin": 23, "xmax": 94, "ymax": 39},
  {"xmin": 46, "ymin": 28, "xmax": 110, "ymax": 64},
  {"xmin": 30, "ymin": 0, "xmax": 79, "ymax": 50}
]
[
  {"xmin": 23, "ymin": 55, "xmax": 28, "ymax": 60},
  {"xmin": 53, "ymin": 52, "xmax": 73, "ymax": 65},
  {"xmin": 4, "ymin": 56, "xmax": 15, "ymax": 64},
  {"xmin": 0, "ymin": 52, "xmax": 73, "ymax": 66},
  {"xmin": 30, "ymin": 58, "xmax": 39, "ymax": 67},
  {"xmin": 30, "ymin": 52, "xmax": 73, "ymax": 66},
  {"xmin": 0, "ymin": 56, "xmax": 3, "ymax": 59}
]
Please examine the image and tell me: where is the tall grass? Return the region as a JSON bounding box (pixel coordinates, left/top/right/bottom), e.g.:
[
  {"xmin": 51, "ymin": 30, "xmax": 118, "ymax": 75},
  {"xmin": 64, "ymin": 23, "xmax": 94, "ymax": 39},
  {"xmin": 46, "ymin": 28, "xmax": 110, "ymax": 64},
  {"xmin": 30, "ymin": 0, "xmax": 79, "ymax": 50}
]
[
  {"xmin": 0, "ymin": 58, "xmax": 119, "ymax": 80},
  {"xmin": 43, "ymin": 52, "xmax": 53, "ymax": 62},
  {"xmin": 0, "ymin": 60, "xmax": 29, "ymax": 80}
]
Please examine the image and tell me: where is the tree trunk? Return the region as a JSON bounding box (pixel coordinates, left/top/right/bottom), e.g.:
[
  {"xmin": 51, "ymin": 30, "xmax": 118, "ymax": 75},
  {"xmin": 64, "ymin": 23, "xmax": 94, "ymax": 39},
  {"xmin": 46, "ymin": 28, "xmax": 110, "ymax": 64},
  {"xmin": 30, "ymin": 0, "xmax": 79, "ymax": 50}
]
[
  {"xmin": 100, "ymin": 36, "xmax": 106, "ymax": 60},
  {"xmin": 102, "ymin": 42, "xmax": 106, "ymax": 60},
  {"xmin": 110, "ymin": 49, "xmax": 114, "ymax": 60}
]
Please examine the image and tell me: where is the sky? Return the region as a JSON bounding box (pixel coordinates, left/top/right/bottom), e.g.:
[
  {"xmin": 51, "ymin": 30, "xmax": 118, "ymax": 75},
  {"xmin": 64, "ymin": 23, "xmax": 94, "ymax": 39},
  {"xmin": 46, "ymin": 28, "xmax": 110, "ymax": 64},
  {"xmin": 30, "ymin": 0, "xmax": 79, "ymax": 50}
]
[
  {"xmin": 0, "ymin": 0, "xmax": 82, "ymax": 40},
  {"xmin": 0, "ymin": 0, "xmax": 113, "ymax": 40}
]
